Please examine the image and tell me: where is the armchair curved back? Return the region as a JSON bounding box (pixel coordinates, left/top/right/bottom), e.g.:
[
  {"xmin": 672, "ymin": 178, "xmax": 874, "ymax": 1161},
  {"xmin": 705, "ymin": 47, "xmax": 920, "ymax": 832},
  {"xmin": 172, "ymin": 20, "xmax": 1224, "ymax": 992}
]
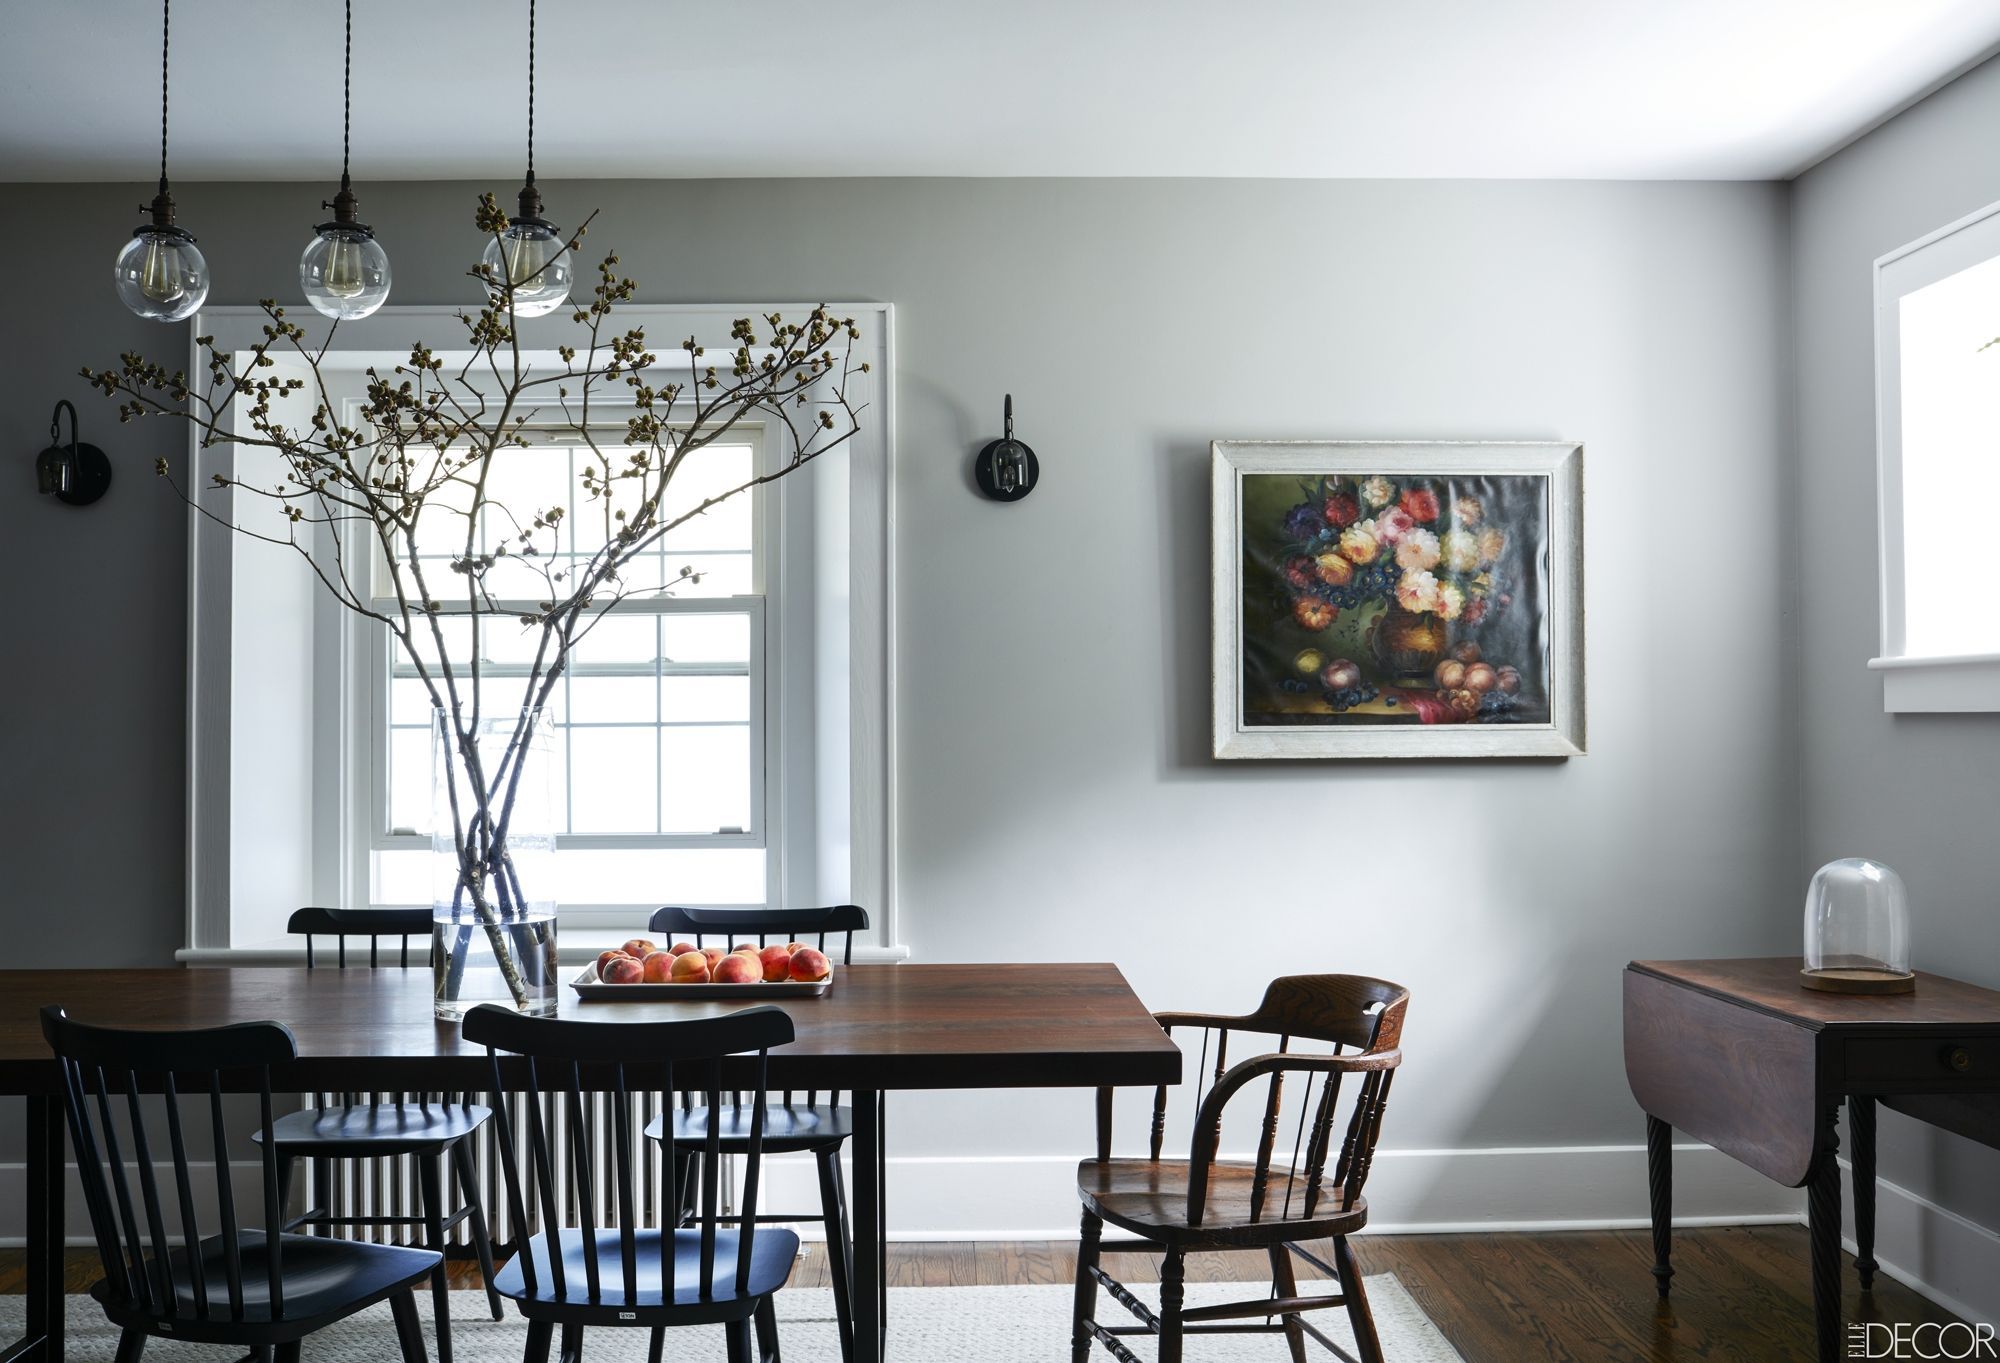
[{"xmin": 1143, "ymin": 974, "xmax": 1407, "ymax": 1229}]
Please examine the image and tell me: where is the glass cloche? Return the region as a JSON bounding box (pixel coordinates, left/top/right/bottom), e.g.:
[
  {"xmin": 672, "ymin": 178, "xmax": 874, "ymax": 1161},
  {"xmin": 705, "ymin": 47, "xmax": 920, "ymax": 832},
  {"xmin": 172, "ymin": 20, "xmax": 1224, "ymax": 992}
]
[{"xmin": 1801, "ymin": 858, "xmax": 1913, "ymax": 994}]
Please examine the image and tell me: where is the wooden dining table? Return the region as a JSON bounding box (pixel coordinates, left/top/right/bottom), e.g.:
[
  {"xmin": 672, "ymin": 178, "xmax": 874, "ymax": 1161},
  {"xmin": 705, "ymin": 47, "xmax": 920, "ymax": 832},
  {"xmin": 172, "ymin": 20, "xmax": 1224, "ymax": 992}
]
[{"xmin": 0, "ymin": 962, "xmax": 1182, "ymax": 1363}]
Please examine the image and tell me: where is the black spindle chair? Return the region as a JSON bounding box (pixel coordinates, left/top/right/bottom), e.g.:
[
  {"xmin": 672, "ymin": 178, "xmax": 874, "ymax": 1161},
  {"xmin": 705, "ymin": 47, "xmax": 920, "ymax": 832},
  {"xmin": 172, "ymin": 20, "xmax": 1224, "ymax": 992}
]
[
  {"xmin": 464, "ymin": 1001, "xmax": 800, "ymax": 1363},
  {"xmin": 254, "ymin": 906, "xmax": 505, "ymax": 1363},
  {"xmin": 645, "ymin": 904, "xmax": 869, "ymax": 1363},
  {"xmin": 41, "ymin": 1005, "xmax": 439, "ymax": 1363},
  {"xmin": 1071, "ymin": 975, "xmax": 1410, "ymax": 1363}
]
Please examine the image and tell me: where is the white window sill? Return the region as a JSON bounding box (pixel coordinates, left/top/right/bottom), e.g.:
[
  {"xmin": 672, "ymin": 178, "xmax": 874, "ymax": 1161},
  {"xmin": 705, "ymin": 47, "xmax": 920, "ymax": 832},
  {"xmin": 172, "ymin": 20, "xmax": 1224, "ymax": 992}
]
[
  {"xmin": 178, "ymin": 935, "xmax": 913, "ymax": 968},
  {"xmin": 1868, "ymin": 652, "xmax": 2000, "ymax": 712}
]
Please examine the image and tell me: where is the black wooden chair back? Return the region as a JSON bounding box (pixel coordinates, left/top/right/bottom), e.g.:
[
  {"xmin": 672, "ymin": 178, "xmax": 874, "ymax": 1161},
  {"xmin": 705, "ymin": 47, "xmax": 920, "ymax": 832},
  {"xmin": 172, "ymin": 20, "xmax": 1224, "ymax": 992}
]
[
  {"xmin": 1139, "ymin": 974, "xmax": 1407, "ymax": 1227},
  {"xmin": 463, "ymin": 1003, "xmax": 796, "ymax": 1305},
  {"xmin": 42, "ymin": 1005, "xmax": 296, "ymax": 1325},
  {"xmin": 288, "ymin": 906, "xmax": 433, "ymax": 970},
  {"xmin": 648, "ymin": 905, "xmax": 868, "ymax": 964},
  {"xmin": 649, "ymin": 905, "xmax": 866, "ymax": 1113}
]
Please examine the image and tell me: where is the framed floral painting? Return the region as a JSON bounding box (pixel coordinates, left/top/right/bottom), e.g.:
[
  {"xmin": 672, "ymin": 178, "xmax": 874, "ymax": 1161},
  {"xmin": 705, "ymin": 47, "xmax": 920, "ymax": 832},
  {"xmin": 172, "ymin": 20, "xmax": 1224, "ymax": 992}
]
[{"xmin": 1211, "ymin": 440, "xmax": 1585, "ymax": 759}]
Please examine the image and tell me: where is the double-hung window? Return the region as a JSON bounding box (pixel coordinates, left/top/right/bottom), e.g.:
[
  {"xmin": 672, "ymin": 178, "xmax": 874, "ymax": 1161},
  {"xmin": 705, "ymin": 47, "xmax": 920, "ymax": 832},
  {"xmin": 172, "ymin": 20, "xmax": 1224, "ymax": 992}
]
[
  {"xmin": 365, "ymin": 427, "xmax": 775, "ymax": 926},
  {"xmin": 1873, "ymin": 199, "xmax": 2000, "ymax": 711}
]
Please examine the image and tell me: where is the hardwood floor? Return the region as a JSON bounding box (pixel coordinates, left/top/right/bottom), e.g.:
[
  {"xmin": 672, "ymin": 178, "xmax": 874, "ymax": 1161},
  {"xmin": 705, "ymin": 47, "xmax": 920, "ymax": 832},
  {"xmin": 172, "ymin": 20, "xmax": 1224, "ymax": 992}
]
[{"xmin": 1, "ymin": 1226, "xmax": 1962, "ymax": 1362}]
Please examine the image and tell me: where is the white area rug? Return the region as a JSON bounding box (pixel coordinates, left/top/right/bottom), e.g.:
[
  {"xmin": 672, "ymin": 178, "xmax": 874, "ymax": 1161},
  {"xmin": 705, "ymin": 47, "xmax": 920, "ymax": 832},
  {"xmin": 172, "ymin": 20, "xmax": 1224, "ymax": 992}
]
[{"xmin": 3, "ymin": 1279, "xmax": 1463, "ymax": 1361}]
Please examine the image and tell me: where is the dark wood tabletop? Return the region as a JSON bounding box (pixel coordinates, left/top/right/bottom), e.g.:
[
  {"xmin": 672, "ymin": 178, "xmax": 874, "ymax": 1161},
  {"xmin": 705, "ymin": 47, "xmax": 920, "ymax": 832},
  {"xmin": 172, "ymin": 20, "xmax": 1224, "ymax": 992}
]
[
  {"xmin": 0, "ymin": 962, "xmax": 1183, "ymax": 1094},
  {"xmin": 1631, "ymin": 958, "xmax": 2000, "ymax": 1030}
]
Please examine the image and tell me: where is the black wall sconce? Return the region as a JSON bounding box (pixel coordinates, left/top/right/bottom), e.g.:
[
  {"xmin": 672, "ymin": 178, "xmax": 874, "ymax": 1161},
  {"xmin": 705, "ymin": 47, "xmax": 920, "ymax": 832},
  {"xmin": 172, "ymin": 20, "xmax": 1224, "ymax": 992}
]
[
  {"xmin": 35, "ymin": 401, "xmax": 112, "ymax": 507},
  {"xmin": 974, "ymin": 394, "xmax": 1038, "ymax": 502}
]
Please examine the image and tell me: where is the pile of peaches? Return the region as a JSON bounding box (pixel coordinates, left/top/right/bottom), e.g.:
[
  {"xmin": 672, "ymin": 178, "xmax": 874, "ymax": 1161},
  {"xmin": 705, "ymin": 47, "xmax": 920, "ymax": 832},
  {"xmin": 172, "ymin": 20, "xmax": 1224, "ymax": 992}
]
[{"xmin": 594, "ymin": 937, "xmax": 832, "ymax": 986}]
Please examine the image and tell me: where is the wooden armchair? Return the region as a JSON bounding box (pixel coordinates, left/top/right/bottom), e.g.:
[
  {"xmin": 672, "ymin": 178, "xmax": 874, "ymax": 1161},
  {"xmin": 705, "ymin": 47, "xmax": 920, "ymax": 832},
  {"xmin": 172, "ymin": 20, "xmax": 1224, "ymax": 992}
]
[{"xmin": 1072, "ymin": 974, "xmax": 1409, "ymax": 1363}]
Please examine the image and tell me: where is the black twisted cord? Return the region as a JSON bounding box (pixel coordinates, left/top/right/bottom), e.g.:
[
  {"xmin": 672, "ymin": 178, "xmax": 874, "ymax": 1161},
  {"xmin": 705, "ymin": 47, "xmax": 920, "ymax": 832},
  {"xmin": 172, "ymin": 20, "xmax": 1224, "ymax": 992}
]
[
  {"xmin": 341, "ymin": 0, "xmax": 352, "ymax": 189},
  {"xmin": 525, "ymin": 0, "xmax": 536, "ymax": 184},
  {"xmin": 159, "ymin": 0, "xmax": 170, "ymax": 190}
]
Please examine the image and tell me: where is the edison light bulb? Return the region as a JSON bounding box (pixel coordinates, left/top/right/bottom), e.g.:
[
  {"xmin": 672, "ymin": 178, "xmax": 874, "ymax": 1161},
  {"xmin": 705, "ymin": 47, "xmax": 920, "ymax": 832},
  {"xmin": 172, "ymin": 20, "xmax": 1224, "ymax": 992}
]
[
  {"xmin": 301, "ymin": 223, "xmax": 392, "ymax": 320},
  {"xmin": 481, "ymin": 219, "xmax": 572, "ymax": 317},
  {"xmin": 114, "ymin": 227, "xmax": 208, "ymax": 322}
]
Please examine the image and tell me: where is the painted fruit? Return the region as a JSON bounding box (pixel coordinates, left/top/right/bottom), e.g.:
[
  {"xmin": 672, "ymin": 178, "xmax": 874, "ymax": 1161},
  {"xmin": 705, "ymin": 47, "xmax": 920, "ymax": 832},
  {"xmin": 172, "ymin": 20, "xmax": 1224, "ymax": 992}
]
[
  {"xmin": 1434, "ymin": 659, "xmax": 1466, "ymax": 690},
  {"xmin": 1451, "ymin": 641, "xmax": 1482, "ymax": 665},
  {"xmin": 789, "ymin": 947, "xmax": 832, "ymax": 983},
  {"xmin": 670, "ymin": 951, "xmax": 711, "ymax": 983},
  {"xmin": 1496, "ymin": 665, "xmax": 1521, "ymax": 695},
  {"xmin": 1464, "ymin": 662, "xmax": 1498, "ymax": 693},
  {"xmin": 1320, "ymin": 659, "xmax": 1362, "ymax": 692}
]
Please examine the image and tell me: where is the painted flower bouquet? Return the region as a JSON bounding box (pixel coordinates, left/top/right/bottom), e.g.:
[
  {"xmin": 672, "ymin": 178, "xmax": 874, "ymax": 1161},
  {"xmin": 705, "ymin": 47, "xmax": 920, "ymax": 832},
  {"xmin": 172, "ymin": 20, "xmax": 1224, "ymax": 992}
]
[{"xmin": 1268, "ymin": 474, "xmax": 1530, "ymax": 723}]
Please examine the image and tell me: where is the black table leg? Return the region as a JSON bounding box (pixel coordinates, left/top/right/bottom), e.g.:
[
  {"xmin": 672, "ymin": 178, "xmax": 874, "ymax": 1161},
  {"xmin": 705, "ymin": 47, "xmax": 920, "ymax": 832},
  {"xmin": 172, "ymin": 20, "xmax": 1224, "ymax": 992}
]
[
  {"xmin": 1808, "ymin": 1103, "xmax": 1843, "ymax": 1363},
  {"xmin": 852, "ymin": 1089, "xmax": 885, "ymax": 1363},
  {"xmin": 1645, "ymin": 1114, "xmax": 1673, "ymax": 1298},
  {"xmin": 7, "ymin": 1093, "xmax": 65, "ymax": 1363},
  {"xmin": 1851, "ymin": 1095, "xmax": 1877, "ymax": 1292}
]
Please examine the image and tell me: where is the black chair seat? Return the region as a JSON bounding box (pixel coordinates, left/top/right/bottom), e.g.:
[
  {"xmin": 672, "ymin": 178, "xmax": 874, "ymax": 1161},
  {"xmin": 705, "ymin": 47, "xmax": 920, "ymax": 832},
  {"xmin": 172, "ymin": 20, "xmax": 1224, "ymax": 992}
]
[
  {"xmin": 255, "ymin": 1101, "xmax": 492, "ymax": 1155},
  {"xmin": 495, "ymin": 1227, "xmax": 800, "ymax": 1317},
  {"xmin": 95, "ymin": 1230, "xmax": 439, "ymax": 1336},
  {"xmin": 647, "ymin": 1103, "xmax": 852, "ymax": 1153}
]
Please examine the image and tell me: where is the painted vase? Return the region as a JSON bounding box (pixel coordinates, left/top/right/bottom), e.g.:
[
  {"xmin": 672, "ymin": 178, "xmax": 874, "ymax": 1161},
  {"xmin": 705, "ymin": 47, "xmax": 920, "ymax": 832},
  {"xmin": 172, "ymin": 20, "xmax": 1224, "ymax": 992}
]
[{"xmin": 1370, "ymin": 605, "xmax": 1449, "ymax": 679}]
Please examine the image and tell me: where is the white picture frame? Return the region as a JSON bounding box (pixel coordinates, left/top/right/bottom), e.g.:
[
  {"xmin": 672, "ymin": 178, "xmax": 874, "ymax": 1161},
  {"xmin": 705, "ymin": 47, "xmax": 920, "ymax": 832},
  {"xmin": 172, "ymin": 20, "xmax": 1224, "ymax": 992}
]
[{"xmin": 1211, "ymin": 440, "xmax": 1585, "ymax": 760}]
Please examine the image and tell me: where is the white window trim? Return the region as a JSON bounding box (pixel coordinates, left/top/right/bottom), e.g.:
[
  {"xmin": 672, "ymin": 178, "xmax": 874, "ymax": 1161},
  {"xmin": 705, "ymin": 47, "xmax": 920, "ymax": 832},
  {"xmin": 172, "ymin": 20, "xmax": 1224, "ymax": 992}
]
[
  {"xmin": 1871, "ymin": 197, "xmax": 2000, "ymax": 713},
  {"xmin": 180, "ymin": 302, "xmax": 902, "ymax": 960}
]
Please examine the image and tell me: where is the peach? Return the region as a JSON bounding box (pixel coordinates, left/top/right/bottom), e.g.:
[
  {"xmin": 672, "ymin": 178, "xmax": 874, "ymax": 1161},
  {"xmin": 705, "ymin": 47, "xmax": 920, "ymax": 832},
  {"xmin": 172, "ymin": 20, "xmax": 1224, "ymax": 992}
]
[
  {"xmin": 621, "ymin": 938, "xmax": 657, "ymax": 960},
  {"xmin": 759, "ymin": 944, "xmax": 793, "ymax": 982},
  {"xmin": 1433, "ymin": 659, "xmax": 1466, "ymax": 690},
  {"xmin": 784, "ymin": 942, "xmax": 810, "ymax": 954},
  {"xmin": 669, "ymin": 941, "xmax": 699, "ymax": 956},
  {"xmin": 670, "ymin": 951, "xmax": 711, "ymax": 983},
  {"xmin": 789, "ymin": 947, "xmax": 831, "ymax": 982},
  {"xmin": 700, "ymin": 946, "xmax": 726, "ymax": 970},
  {"xmin": 1495, "ymin": 665, "xmax": 1521, "ymax": 695},
  {"xmin": 1463, "ymin": 662, "xmax": 1498, "ymax": 693},
  {"xmin": 602, "ymin": 955, "xmax": 645, "ymax": 985},
  {"xmin": 1451, "ymin": 641, "xmax": 1482, "ymax": 665},
  {"xmin": 641, "ymin": 950, "xmax": 677, "ymax": 984},
  {"xmin": 731, "ymin": 943, "xmax": 761, "ymax": 958},
  {"xmin": 596, "ymin": 949, "xmax": 632, "ymax": 976},
  {"xmin": 713, "ymin": 952, "xmax": 762, "ymax": 984}
]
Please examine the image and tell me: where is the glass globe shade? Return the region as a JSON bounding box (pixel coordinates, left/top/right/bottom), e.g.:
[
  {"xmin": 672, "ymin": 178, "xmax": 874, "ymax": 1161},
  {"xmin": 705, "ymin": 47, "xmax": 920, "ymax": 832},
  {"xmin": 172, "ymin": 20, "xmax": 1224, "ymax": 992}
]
[
  {"xmin": 301, "ymin": 225, "xmax": 392, "ymax": 320},
  {"xmin": 1802, "ymin": 857, "xmax": 1912, "ymax": 991},
  {"xmin": 481, "ymin": 221, "xmax": 572, "ymax": 317},
  {"xmin": 114, "ymin": 229, "xmax": 209, "ymax": 322}
]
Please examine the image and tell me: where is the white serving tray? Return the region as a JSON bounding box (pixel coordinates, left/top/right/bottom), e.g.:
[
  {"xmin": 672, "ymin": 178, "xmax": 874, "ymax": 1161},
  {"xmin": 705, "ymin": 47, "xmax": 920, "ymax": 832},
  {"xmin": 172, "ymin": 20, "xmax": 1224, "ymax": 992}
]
[{"xmin": 569, "ymin": 962, "xmax": 833, "ymax": 1001}]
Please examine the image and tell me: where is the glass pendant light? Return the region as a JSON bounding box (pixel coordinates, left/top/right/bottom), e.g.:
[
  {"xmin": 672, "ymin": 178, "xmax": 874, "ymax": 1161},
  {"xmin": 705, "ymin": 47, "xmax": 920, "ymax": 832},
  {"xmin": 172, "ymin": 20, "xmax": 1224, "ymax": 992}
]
[
  {"xmin": 481, "ymin": 0, "xmax": 571, "ymax": 318},
  {"xmin": 113, "ymin": 0, "xmax": 209, "ymax": 322},
  {"xmin": 300, "ymin": 0, "xmax": 390, "ymax": 319}
]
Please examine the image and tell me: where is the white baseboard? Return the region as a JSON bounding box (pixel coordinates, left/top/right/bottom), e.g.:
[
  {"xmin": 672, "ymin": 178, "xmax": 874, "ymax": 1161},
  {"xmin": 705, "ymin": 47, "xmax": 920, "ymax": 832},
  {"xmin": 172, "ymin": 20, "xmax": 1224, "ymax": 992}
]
[
  {"xmin": 0, "ymin": 1143, "xmax": 1804, "ymax": 1248},
  {"xmin": 754, "ymin": 1142, "xmax": 1804, "ymax": 1242},
  {"xmin": 1839, "ymin": 1158, "xmax": 2000, "ymax": 1325}
]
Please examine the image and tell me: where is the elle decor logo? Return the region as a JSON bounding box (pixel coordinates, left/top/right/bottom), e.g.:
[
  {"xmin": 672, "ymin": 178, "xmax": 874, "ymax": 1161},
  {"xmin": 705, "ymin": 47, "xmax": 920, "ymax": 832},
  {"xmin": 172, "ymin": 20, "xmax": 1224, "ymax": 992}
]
[{"xmin": 1848, "ymin": 1322, "xmax": 1998, "ymax": 1359}]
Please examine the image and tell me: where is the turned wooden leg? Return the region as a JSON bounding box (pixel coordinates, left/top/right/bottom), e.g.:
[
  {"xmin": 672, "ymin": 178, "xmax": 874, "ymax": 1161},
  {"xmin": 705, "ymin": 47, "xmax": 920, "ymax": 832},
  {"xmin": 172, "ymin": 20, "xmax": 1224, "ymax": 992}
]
[
  {"xmin": 1268, "ymin": 1242, "xmax": 1308, "ymax": 1363},
  {"xmin": 1808, "ymin": 1104, "xmax": 1844, "ymax": 1363},
  {"xmin": 1646, "ymin": 1114, "xmax": 1674, "ymax": 1298},
  {"xmin": 1851, "ymin": 1095, "xmax": 1878, "ymax": 1292},
  {"xmin": 1334, "ymin": 1234, "xmax": 1385, "ymax": 1363},
  {"xmin": 1071, "ymin": 1208, "xmax": 1102, "ymax": 1363}
]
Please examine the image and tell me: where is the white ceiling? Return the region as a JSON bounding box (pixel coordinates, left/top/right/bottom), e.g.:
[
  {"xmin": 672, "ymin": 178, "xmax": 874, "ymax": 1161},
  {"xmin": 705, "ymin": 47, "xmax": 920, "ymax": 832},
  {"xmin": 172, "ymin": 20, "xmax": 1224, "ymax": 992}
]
[{"xmin": 5, "ymin": 0, "xmax": 1999, "ymax": 183}]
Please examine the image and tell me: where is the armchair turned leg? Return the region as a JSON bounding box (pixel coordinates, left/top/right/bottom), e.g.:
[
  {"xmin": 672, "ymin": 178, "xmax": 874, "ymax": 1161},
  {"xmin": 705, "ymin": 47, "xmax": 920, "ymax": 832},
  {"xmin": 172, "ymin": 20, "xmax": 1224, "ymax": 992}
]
[
  {"xmin": 1268, "ymin": 1242, "xmax": 1308, "ymax": 1363},
  {"xmin": 1333, "ymin": 1234, "xmax": 1385, "ymax": 1363},
  {"xmin": 1071, "ymin": 1208, "xmax": 1103, "ymax": 1363},
  {"xmin": 1646, "ymin": 1114, "xmax": 1674, "ymax": 1298},
  {"xmin": 1852, "ymin": 1096, "xmax": 1878, "ymax": 1292},
  {"xmin": 1158, "ymin": 1249, "xmax": 1186, "ymax": 1363}
]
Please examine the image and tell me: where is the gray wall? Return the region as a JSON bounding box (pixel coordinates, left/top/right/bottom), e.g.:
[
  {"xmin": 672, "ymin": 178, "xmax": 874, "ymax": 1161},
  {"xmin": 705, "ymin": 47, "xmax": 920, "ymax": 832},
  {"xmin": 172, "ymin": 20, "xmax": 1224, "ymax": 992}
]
[
  {"xmin": 1794, "ymin": 58, "xmax": 2000, "ymax": 1237},
  {"xmin": 2, "ymin": 178, "xmax": 1797, "ymax": 1201}
]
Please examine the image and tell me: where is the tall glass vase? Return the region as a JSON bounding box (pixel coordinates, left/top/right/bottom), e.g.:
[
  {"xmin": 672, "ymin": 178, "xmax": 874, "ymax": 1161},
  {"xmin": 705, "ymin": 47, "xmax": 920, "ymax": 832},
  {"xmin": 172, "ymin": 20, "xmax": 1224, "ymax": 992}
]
[{"xmin": 431, "ymin": 707, "xmax": 559, "ymax": 1020}]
